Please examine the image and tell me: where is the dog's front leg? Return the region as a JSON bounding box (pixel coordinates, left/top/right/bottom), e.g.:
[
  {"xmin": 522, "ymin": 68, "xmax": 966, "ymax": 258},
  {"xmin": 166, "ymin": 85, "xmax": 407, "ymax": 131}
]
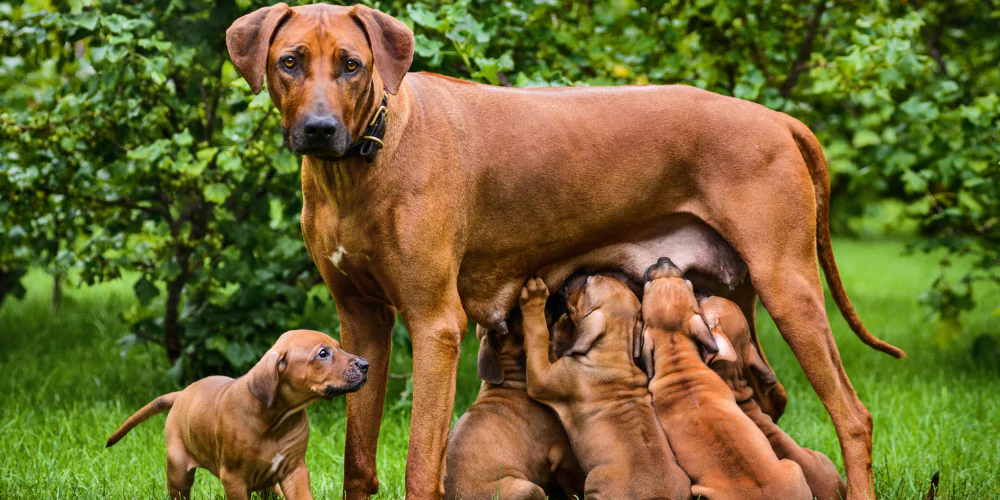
[
  {"xmin": 278, "ymin": 465, "xmax": 313, "ymax": 500},
  {"xmin": 220, "ymin": 470, "xmax": 250, "ymax": 500},
  {"xmin": 401, "ymin": 292, "xmax": 468, "ymax": 500},
  {"xmin": 334, "ymin": 292, "xmax": 396, "ymax": 500}
]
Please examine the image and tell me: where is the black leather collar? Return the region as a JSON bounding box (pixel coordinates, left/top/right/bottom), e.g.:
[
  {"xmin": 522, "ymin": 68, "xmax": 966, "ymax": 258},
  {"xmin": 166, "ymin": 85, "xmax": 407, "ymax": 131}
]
[{"xmin": 344, "ymin": 88, "xmax": 389, "ymax": 164}]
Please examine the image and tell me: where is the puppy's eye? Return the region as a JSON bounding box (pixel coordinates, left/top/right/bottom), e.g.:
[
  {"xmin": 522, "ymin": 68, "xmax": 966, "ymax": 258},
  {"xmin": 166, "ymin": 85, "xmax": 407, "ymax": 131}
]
[
  {"xmin": 345, "ymin": 59, "xmax": 359, "ymax": 73},
  {"xmin": 281, "ymin": 56, "xmax": 297, "ymax": 71},
  {"xmin": 317, "ymin": 348, "xmax": 330, "ymax": 359}
]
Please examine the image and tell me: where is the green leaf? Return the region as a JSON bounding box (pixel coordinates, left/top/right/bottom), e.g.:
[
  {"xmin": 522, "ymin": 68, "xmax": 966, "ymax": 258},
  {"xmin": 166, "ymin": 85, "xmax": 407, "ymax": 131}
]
[
  {"xmin": 203, "ymin": 183, "xmax": 231, "ymax": 204},
  {"xmin": 133, "ymin": 277, "xmax": 159, "ymax": 306},
  {"xmin": 852, "ymin": 130, "xmax": 881, "ymax": 148},
  {"xmin": 173, "ymin": 129, "xmax": 194, "ymax": 147}
]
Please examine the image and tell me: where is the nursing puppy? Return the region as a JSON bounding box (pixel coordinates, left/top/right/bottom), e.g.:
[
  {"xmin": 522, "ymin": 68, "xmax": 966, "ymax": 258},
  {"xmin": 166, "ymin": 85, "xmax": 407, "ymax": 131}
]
[
  {"xmin": 106, "ymin": 330, "xmax": 368, "ymax": 500},
  {"xmin": 520, "ymin": 275, "xmax": 691, "ymax": 500},
  {"xmin": 445, "ymin": 315, "xmax": 584, "ymax": 500},
  {"xmin": 700, "ymin": 295, "xmax": 846, "ymax": 500},
  {"xmin": 641, "ymin": 259, "xmax": 810, "ymax": 500}
]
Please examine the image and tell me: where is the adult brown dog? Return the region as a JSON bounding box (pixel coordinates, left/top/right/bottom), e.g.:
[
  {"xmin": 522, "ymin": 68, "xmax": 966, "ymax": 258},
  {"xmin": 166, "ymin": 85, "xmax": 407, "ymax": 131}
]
[
  {"xmin": 444, "ymin": 319, "xmax": 584, "ymax": 500},
  {"xmin": 225, "ymin": 4, "xmax": 904, "ymax": 498},
  {"xmin": 106, "ymin": 330, "xmax": 368, "ymax": 500},
  {"xmin": 641, "ymin": 259, "xmax": 811, "ymax": 500},
  {"xmin": 700, "ymin": 294, "xmax": 847, "ymax": 500},
  {"xmin": 520, "ymin": 276, "xmax": 691, "ymax": 500}
]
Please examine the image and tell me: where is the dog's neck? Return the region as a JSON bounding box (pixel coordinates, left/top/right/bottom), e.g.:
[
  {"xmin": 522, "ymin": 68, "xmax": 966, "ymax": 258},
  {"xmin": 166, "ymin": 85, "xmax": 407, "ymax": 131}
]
[
  {"xmin": 303, "ymin": 80, "xmax": 415, "ymax": 210},
  {"xmin": 649, "ymin": 329, "xmax": 727, "ymax": 406}
]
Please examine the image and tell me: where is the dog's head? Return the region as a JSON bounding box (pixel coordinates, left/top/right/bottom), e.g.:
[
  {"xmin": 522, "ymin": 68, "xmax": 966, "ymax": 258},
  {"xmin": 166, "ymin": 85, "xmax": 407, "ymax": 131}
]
[
  {"xmin": 638, "ymin": 258, "xmax": 717, "ymax": 378},
  {"xmin": 555, "ymin": 274, "xmax": 641, "ymax": 368},
  {"xmin": 226, "ymin": 4, "xmax": 414, "ymax": 159},
  {"xmin": 698, "ymin": 295, "xmax": 778, "ymax": 400},
  {"xmin": 246, "ymin": 329, "xmax": 369, "ymax": 408}
]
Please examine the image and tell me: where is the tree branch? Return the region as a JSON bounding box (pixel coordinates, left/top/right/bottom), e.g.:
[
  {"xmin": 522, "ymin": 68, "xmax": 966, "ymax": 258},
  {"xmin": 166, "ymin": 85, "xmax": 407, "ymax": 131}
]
[{"xmin": 781, "ymin": 1, "xmax": 828, "ymax": 97}]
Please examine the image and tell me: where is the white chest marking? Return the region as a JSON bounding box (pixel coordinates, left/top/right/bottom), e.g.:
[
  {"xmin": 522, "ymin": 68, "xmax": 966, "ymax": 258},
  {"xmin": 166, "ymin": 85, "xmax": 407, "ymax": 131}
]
[
  {"xmin": 270, "ymin": 452, "xmax": 285, "ymax": 473},
  {"xmin": 328, "ymin": 245, "xmax": 348, "ymax": 270}
]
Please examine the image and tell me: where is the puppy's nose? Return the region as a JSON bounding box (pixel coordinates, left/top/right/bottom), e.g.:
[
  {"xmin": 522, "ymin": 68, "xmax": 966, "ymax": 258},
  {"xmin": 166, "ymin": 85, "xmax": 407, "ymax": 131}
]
[
  {"xmin": 303, "ymin": 115, "xmax": 338, "ymax": 140},
  {"xmin": 352, "ymin": 357, "xmax": 369, "ymax": 373}
]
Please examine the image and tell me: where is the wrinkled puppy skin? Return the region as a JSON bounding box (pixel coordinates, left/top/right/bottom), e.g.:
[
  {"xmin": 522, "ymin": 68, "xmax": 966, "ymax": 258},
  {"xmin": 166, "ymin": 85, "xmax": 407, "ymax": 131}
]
[
  {"xmin": 641, "ymin": 259, "xmax": 811, "ymax": 500},
  {"xmin": 445, "ymin": 314, "xmax": 585, "ymax": 500},
  {"xmin": 700, "ymin": 295, "xmax": 846, "ymax": 500},
  {"xmin": 521, "ymin": 275, "xmax": 691, "ymax": 500}
]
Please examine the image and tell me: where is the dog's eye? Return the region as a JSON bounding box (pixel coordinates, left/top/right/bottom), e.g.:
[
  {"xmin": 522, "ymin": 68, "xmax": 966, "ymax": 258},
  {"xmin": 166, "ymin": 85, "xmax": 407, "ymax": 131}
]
[
  {"xmin": 281, "ymin": 56, "xmax": 297, "ymax": 71},
  {"xmin": 317, "ymin": 348, "xmax": 330, "ymax": 359},
  {"xmin": 345, "ymin": 59, "xmax": 359, "ymax": 73}
]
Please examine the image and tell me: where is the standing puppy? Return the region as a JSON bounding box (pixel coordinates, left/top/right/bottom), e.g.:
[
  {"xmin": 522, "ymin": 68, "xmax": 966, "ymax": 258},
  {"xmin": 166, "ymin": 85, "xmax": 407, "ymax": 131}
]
[
  {"xmin": 641, "ymin": 259, "xmax": 811, "ymax": 500},
  {"xmin": 445, "ymin": 316, "xmax": 584, "ymax": 500},
  {"xmin": 106, "ymin": 330, "xmax": 369, "ymax": 500},
  {"xmin": 520, "ymin": 276, "xmax": 691, "ymax": 500},
  {"xmin": 699, "ymin": 295, "xmax": 847, "ymax": 500}
]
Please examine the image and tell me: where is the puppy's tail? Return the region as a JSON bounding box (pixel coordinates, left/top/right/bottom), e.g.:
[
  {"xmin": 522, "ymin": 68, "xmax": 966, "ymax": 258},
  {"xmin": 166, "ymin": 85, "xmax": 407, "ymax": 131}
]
[
  {"xmin": 106, "ymin": 392, "xmax": 180, "ymax": 448},
  {"xmin": 924, "ymin": 471, "xmax": 940, "ymax": 500},
  {"xmin": 781, "ymin": 114, "xmax": 906, "ymax": 359}
]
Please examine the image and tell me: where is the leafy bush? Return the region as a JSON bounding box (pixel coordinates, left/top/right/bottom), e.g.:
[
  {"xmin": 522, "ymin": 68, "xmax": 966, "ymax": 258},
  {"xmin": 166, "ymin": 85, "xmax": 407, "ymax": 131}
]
[{"xmin": 2, "ymin": 0, "xmax": 996, "ymax": 378}]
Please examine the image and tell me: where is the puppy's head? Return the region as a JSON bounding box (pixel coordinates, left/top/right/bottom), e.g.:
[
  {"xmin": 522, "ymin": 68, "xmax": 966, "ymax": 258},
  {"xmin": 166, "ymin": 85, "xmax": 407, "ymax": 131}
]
[
  {"xmin": 557, "ymin": 275, "xmax": 640, "ymax": 364},
  {"xmin": 247, "ymin": 329, "xmax": 369, "ymax": 408},
  {"xmin": 698, "ymin": 295, "xmax": 778, "ymax": 396},
  {"xmin": 639, "ymin": 258, "xmax": 717, "ymax": 378}
]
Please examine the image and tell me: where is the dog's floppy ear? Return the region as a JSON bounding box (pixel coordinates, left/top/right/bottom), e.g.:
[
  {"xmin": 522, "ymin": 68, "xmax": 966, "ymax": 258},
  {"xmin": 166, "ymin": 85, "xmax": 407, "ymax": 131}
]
[
  {"xmin": 688, "ymin": 314, "xmax": 719, "ymax": 357},
  {"xmin": 476, "ymin": 326, "xmax": 504, "ymax": 384},
  {"xmin": 706, "ymin": 331, "xmax": 738, "ymax": 365},
  {"xmin": 637, "ymin": 327, "xmax": 655, "ymax": 380},
  {"xmin": 745, "ymin": 341, "xmax": 778, "ymax": 390},
  {"xmin": 351, "ymin": 5, "xmax": 414, "ymax": 95},
  {"xmin": 248, "ymin": 350, "xmax": 286, "ymax": 407},
  {"xmin": 226, "ymin": 3, "xmax": 291, "ymax": 95},
  {"xmin": 567, "ymin": 310, "xmax": 606, "ymax": 355}
]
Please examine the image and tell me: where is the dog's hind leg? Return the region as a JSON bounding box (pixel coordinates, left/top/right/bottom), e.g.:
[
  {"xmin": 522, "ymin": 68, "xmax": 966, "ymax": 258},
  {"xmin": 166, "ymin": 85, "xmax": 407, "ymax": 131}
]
[
  {"xmin": 165, "ymin": 447, "xmax": 195, "ymax": 500},
  {"xmin": 692, "ymin": 158, "xmax": 875, "ymax": 499},
  {"xmin": 493, "ymin": 477, "xmax": 547, "ymax": 500}
]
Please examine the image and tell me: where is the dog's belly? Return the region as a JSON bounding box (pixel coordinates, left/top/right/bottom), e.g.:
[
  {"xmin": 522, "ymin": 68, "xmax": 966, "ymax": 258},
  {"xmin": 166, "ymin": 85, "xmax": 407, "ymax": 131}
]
[{"xmin": 459, "ymin": 216, "xmax": 746, "ymax": 331}]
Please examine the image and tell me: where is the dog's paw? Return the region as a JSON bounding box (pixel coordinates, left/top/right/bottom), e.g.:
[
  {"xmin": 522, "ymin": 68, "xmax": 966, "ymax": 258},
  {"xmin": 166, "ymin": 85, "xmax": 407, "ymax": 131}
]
[{"xmin": 519, "ymin": 276, "xmax": 549, "ymax": 312}]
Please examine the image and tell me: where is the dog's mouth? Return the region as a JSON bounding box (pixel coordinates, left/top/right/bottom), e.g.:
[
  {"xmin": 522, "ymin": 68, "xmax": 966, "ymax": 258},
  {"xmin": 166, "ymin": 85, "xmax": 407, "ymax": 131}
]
[{"xmin": 321, "ymin": 378, "xmax": 366, "ymax": 399}]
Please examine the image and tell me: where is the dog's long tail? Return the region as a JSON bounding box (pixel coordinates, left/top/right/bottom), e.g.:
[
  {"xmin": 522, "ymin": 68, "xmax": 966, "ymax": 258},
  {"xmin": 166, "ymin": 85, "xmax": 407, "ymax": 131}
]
[
  {"xmin": 106, "ymin": 392, "xmax": 180, "ymax": 448},
  {"xmin": 781, "ymin": 114, "xmax": 906, "ymax": 358},
  {"xmin": 924, "ymin": 471, "xmax": 940, "ymax": 500}
]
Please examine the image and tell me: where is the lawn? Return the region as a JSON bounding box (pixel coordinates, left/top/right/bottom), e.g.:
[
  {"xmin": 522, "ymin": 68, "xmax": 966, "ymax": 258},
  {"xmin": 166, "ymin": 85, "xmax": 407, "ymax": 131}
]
[{"xmin": 0, "ymin": 238, "xmax": 997, "ymax": 499}]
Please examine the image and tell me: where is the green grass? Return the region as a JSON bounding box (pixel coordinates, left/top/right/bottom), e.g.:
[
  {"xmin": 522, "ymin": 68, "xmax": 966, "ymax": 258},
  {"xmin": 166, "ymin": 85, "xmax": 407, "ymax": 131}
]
[{"xmin": 1, "ymin": 238, "xmax": 998, "ymax": 499}]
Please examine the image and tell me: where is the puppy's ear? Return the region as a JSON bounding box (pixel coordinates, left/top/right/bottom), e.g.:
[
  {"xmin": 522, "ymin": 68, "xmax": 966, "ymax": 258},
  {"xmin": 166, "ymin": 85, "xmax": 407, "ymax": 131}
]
[
  {"xmin": 705, "ymin": 332, "xmax": 738, "ymax": 365},
  {"xmin": 351, "ymin": 5, "xmax": 415, "ymax": 95},
  {"xmin": 476, "ymin": 327, "xmax": 504, "ymax": 384},
  {"xmin": 688, "ymin": 314, "xmax": 719, "ymax": 357},
  {"xmin": 637, "ymin": 327, "xmax": 655, "ymax": 380},
  {"xmin": 550, "ymin": 313, "xmax": 575, "ymax": 358},
  {"xmin": 226, "ymin": 3, "xmax": 291, "ymax": 94},
  {"xmin": 248, "ymin": 350, "xmax": 286, "ymax": 407},
  {"xmin": 566, "ymin": 310, "xmax": 606, "ymax": 355},
  {"xmin": 745, "ymin": 341, "xmax": 778, "ymax": 390}
]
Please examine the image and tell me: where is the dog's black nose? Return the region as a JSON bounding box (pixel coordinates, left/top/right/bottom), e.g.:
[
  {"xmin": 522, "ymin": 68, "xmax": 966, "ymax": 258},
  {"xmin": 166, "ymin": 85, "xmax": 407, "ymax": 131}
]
[
  {"xmin": 353, "ymin": 357, "xmax": 369, "ymax": 373},
  {"xmin": 303, "ymin": 115, "xmax": 338, "ymax": 139}
]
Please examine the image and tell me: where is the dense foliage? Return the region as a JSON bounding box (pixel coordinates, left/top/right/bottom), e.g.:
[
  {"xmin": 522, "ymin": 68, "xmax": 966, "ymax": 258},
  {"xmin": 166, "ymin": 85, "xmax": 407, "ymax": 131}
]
[{"xmin": 2, "ymin": 0, "xmax": 997, "ymax": 377}]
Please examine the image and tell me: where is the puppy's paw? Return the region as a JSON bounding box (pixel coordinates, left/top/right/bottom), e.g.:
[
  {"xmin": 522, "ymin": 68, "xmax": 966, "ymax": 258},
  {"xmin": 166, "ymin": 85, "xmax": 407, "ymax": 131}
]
[{"xmin": 519, "ymin": 277, "xmax": 549, "ymax": 312}]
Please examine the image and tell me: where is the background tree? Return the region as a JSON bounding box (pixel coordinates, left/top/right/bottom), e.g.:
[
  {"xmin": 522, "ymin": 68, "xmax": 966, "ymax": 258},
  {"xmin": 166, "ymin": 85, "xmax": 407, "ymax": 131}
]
[{"xmin": 2, "ymin": 0, "xmax": 996, "ymax": 380}]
